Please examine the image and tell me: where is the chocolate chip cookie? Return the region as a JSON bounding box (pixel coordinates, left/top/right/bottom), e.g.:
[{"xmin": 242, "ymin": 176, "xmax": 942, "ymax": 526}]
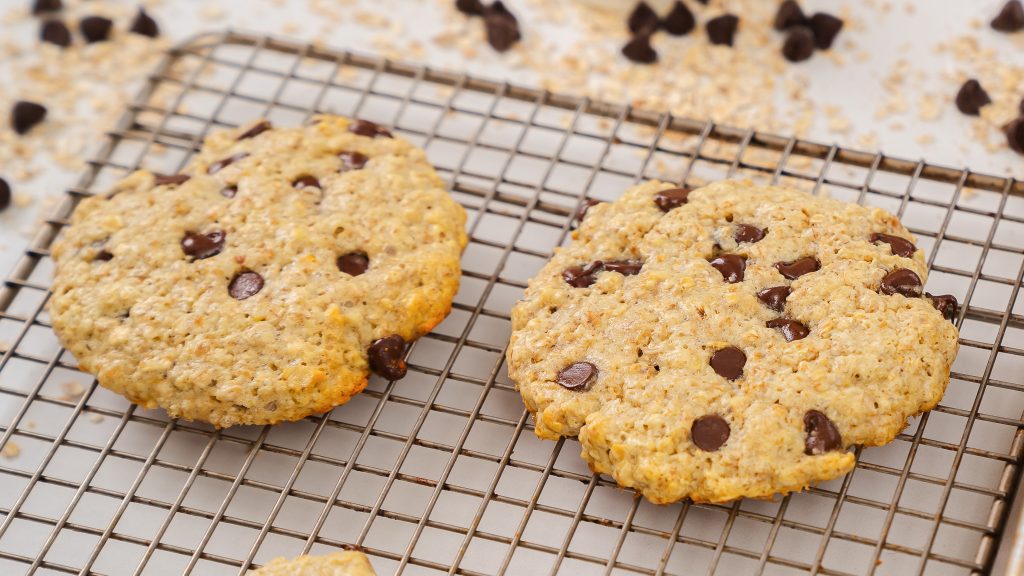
[
  {"xmin": 508, "ymin": 179, "xmax": 959, "ymax": 503},
  {"xmin": 250, "ymin": 550, "xmax": 375, "ymax": 575},
  {"xmin": 50, "ymin": 116, "xmax": 467, "ymax": 427}
]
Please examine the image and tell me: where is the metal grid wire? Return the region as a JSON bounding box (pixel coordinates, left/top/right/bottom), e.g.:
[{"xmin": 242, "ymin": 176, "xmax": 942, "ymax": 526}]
[{"xmin": 0, "ymin": 31, "xmax": 1023, "ymax": 576}]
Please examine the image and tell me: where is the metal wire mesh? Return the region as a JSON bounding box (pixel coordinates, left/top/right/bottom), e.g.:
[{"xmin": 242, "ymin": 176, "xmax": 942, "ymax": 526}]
[{"xmin": 0, "ymin": 31, "xmax": 1023, "ymax": 576}]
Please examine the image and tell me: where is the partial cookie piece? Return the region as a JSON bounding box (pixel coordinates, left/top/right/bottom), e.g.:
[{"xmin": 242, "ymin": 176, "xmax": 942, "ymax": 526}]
[
  {"xmin": 249, "ymin": 550, "xmax": 375, "ymax": 576},
  {"xmin": 508, "ymin": 179, "xmax": 959, "ymax": 504},
  {"xmin": 50, "ymin": 116, "xmax": 467, "ymax": 427}
]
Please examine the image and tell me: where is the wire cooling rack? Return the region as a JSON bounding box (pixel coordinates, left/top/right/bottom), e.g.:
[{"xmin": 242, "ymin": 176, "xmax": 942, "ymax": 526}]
[{"xmin": 1, "ymin": 31, "xmax": 1023, "ymax": 576}]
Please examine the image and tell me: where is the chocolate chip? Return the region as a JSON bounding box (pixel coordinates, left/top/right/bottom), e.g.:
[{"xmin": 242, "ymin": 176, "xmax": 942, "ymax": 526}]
[
  {"xmin": 1019, "ymin": 97, "xmax": 1024, "ymax": 115},
  {"xmin": 94, "ymin": 249, "xmax": 113, "ymax": 262},
  {"xmin": 11, "ymin": 101, "xmax": 47, "ymax": 135},
  {"xmin": 756, "ymin": 286, "xmax": 791, "ymax": 312},
  {"xmin": 602, "ymin": 260, "xmax": 644, "ymax": 275},
  {"xmin": 557, "ymin": 361, "xmax": 598, "ymax": 391},
  {"xmin": 0, "ymin": 178, "xmax": 9, "ymax": 213},
  {"xmin": 1005, "ymin": 116, "xmax": 1024, "ymax": 155},
  {"xmin": 221, "ymin": 185, "xmax": 238, "ymax": 198},
  {"xmin": 79, "ymin": 16, "xmax": 112, "ymax": 43},
  {"xmin": 710, "ymin": 346, "xmax": 745, "ymax": 380},
  {"xmin": 228, "ymin": 271, "xmax": 264, "ymax": 300},
  {"xmin": 368, "ymin": 335, "xmax": 408, "ymax": 380},
  {"xmin": 153, "ymin": 173, "xmax": 190, "ymax": 186},
  {"xmin": 654, "ymin": 187, "xmax": 691, "ymax": 212},
  {"xmin": 181, "ymin": 231, "xmax": 226, "ymax": 260},
  {"xmin": 734, "ymin": 224, "xmax": 765, "ymax": 244},
  {"xmin": 563, "ymin": 259, "xmax": 643, "ymax": 287},
  {"xmin": 709, "ymin": 254, "xmax": 746, "ymax": 283},
  {"xmin": 879, "ymin": 268, "xmax": 923, "ymax": 297},
  {"xmin": 663, "ymin": 1, "xmax": 695, "ymax": 35},
  {"xmin": 349, "ymin": 119, "xmax": 392, "ymax": 139},
  {"xmin": 293, "ymin": 175, "xmax": 321, "ymax": 190},
  {"xmin": 766, "ymin": 318, "xmax": 809, "ymax": 342},
  {"xmin": 706, "ymin": 14, "xmax": 739, "ymax": 46},
  {"xmin": 627, "ymin": 1, "xmax": 659, "ymax": 34},
  {"xmin": 32, "ymin": 0, "xmax": 61, "ymax": 15},
  {"xmin": 622, "ymin": 33, "xmax": 658, "ymax": 64},
  {"xmin": 992, "ymin": 0, "xmax": 1024, "ymax": 32},
  {"xmin": 691, "ymin": 415, "xmax": 730, "ymax": 451},
  {"xmin": 236, "ymin": 120, "xmax": 271, "ymax": 140},
  {"xmin": 40, "ymin": 20, "xmax": 72, "ymax": 47},
  {"xmin": 926, "ymin": 292, "xmax": 958, "ymax": 322},
  {"xmin": 483, "ymin": 1, "xmax": 521, "ymax": 52},
  {"xmin": 804, "ymin": 410, "xmax": 842, "ymax": 455},
  {"xmin": 129, "ymin": 8, "xmax": 159, "ymax": 37},
  {"xmin": 337, "ymin": 252, "xmax": 369, "ymax": 276},
  {"xmin": 774, "ymin": 0, "xmax": 807, "ymax": 30},
  {"xmin": 955, "ymin": 79, "xmax": 992, "ymax": 116},
  {"xmin": 575, "ymin": 199, "xmax": 603, "ymax": 223},
  {"xmin": 339, "ymin": 151, "xmax": 369, "ymax": 171},
  {"xmin": 870, "ymin": 232, "xmax": 916, "ymax": 258},
  {"xmin": 455, "ymin": 0, "xmax": 484, "ymax": 16},
  {"xmin": 808, "ymin": 12, "xmax": 843, "ymax": 49},
  {"xmin": 782, "ymin": 26, "xmax": 815, "ymax": 62},
  {"xmin": 775, "ymin": 256, "xmax": 819, "ymax": 280},
  {"xmin": 208, "ymin": 152, "xmax": 248, "ymax": 174}
]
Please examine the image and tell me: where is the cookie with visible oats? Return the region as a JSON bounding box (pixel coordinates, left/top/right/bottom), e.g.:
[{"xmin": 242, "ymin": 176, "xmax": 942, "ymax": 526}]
[
  {"xmin": 507, "ymin": 179, "xmax": 959, "ymax": 503},
  {"xmin": 49, "ymin": 115, "xmax": 467, "ymax": 427},
  {"xmin": 249, "ymin": 550, "xmax": 375, "ymax": 576}
]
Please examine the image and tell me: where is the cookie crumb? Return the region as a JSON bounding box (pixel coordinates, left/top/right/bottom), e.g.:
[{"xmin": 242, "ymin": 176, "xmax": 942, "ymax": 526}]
[{"xmin": 2, "ymin": 442, "xmax": 20, "ymax": 459}]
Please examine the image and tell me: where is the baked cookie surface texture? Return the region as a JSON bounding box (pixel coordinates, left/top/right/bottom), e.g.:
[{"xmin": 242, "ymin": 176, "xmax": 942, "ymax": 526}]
[{"xmin": 248, "ymin": 550, "xmax": 375, "ymax": 576}]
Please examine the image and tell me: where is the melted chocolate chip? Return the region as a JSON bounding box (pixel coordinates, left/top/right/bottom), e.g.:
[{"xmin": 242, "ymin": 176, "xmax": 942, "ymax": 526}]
[
  {"xmin": 337, "ymin": 252, "xmax": 369, "ymax": 276},
  {"xmin": 782, "ymin": 26, "xmax": 816, "ymax": 62},
  {"xmin": 955, "ymin": 79, "xmax": 992, "ymax": 116},
  {"xmin": 602, "ymin": 260, "xmax": 644, "ymax": 275},
  {"xmin": 94, "ymin": 249, "xmax": 113, "ymax": 262},
  {"xmin": 663, "ymin": 1, "xmax": 695, "ymax": 36},
  {"xmin": 208, "ymin": 152, "xmax": 248, "ymax": 174},
  {"xmin": 627, "ymin": 1, "xmax": 659, "ymax": 34},
  {"xmin": 756, "ymin": 286, "xmax": 791, "ymax": 313},
  {"xmin": 870, "ymin": 232, "xmax": 916, "ymax": 258},
  {"xmin": 766, "ymin": 318, "xmax": 809, "ymax": 342},
  {"xmin": 228, "ymin": 271, "xmax": 264, "ymax": 300},
  {"xmin": 692, "ymin": 415, "xmax": 730, "ymax": 451},
  {"xmin": 456, "ymin": 0, "xmax": 484, "ymax": 16},
  {"xmin": 879, "ymin": 268, "xmax": 923, "ymax": 297},
  {"xmin": 32, "ymin": 0, "xmax": 62, "ymax": 15},
  {"xmin": 349, "ymin": 119, "xmax": 392, "ymax": 139},
  {"xmin": 236, "ymin": 120, "xmax": 271, "ymax": 140},
  {"xmin": 181, "ymin": 231, "xmax": 226, "ymax": 260},
  {"xmin": 992, "ymin": 0, "xmax": 1024, "ymax": 32},
  {"xmin": 11, "ymin": 101, "xmax": 47, "ymax": 135},
  {"xmin": 0, "ymin": 178, "xmax": 9, "ymax": 213},
  {"xmin": 339, "ymin": 151, "xmax": 369, "ymax": 171},
  {"xmin": 622, "ymin": 33, "xmax": 658, "ymax": 64},
  {"xmin": 775, "ymin": 256, "xmax": 820, "ymax": 280},
  {"xmin": 129, "ymin": 8, "xmax": 159, "ymax": 37},
  {"xmin": 557, "ymin": 361, "xmax": 598, "ymax": 391},
  {"xmin": 926, "ymin": 293, "xmax": 958, "ymax": 322},
  {"xmin": 774, "ymin": 0, "xmax": 807, "ymax": 30},
  {"xmin": 809, "ymin": 12, "xmax": 843, "ymax": 49},
  {"xmin": 562, "ymin": 259, "xmax": 643, "ymax": 287},
  {"xmin": 154, "ymin": 173, "xmax": 190, "ymax": 186},
  {"xmin": 804, "ymin": 410, "xmax": 842, "ymax": 455},
  {"xmin": 710, "ymin": 346, "xmax": 745, "ymax": 380},
  {"xmin": 293, "ymin": 175, "xmax": 321, "ymax": 190},
  {"xmin": 575, "ymin": 199, "xmax": 603, "ymax": 223},
  {"xmin": 1005, "ymin": 116, "xmax": 1024, "ymax": 155},
  {"xmin": 706, "ymin": 14, "xmax": 739, "ymax": 46},
  {"xmin": 368, "ymin": 335, "xmax": 408, "ymax": 380},
  {"xmin": 709, "ymin": 254, "xmax": 746, "ymax": 283},
  {"xmin": 484, "ymin": 1, "xmax": 521, "ymax": 52},
  {"xmin": 734, "ymin": 224, "xmax": 766, "ymax": 244},
  {"xmin": 221, "ymin": 185, "xmax": 238, "ymax": 198},
  {"xmin": 654, "ymin": 187, "xmax": 691, "ymax": 212},
  {"xmin": 79, "ymin": 16, "xmax": 112, "ymax": 43},
  {"xmin": 41, "ymin": 20, "xmax": 72, "ymax": 47}
]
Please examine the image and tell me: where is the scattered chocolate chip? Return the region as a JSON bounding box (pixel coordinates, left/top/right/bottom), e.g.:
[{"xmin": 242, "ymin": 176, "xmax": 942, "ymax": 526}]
[
  {"xmin": 774, "ymin": 0, "xmax": 807, "ymax": 30},
  {"xmin": 808, "ymin": 12, "xmax": 843, "ymax": 49},
  {"xmin": 709, "ymin": 254, "xmax": 746, "ymax": 283},
  {"xmin": 691, "ymin": 415, "xmax": 730, "ymax": 451},
  {"xmin": 622, "ymin": 32, "xmax": 658, "ymax": 64},
  {"xmin": 926, "ymin": 293, "xmax": 958, "ymax": 322},
  {"xmin": 208, "ymin": 152, "xmax": 248, "ymax": 174},
  {"xmin": 181, "ymin": 231, "xmax": 226, "ymax": 260},
  {"xmin": 153, "ymin": 173, "xmax": 190, "ymax": 186},
  {"xmin": 602, "ymin": 260, "xmax": 644, "ymax": 275},
  {"xmin": 557, "ymin": 361, "xmax": 598, "ymax": 391},
  {"xmin": 368, "ymin": 335, "xmax": 408, "ymax": 380},
  {"xmin": 11, "ymin": 101, "xmax": 47, "ymax": 135},
  {"xmin": 1019, "ymin": 97, "xmax": 1024, "ymax": 115},
  {"xmin": 775, "ymin": 256, "xmax": 820, "ymax": 280},
  {"xmin": 32, "ymin": 0, "xmax": 61, "ymax": 15},
  {"xmin": 734, "ymin": 224, "xmax": 765, "ymax": 244},
  {"xmin": 483, "ymin": 1, "xmax": 521, "ymax": 52},
  {"xmin": 236, "ymin": 120, "xmax": 271, "ymax": 140},
  {"xmin": 455, "ymin": 0, "xmax": 484, "ymax": 16},
  {"xmin": 706, "ymin": 14, "xmax": 739, "ymax": 46},
  {"xmin": 221, "ymin": 185, "xmax": 238, "ymax": 198},
  {"xmin": 756, "ymin": 286, "xmax": 791, "ymax": 312},
  {"xmin": 563, "ymin": 259, "xmax": 643, "ymax": 287},
  {"xmin": 575, "ymin": 199, "xmax": 603, "ymax": 223},
  {"xmin": 879, "ymin": 268, "xmax": 923, "ymax": 297},
  {"xmin": 782, "ymin": 26, "xmax": 815, "ymax": 62},
  {"xmin": 94, "ymin": 249, "xmax": 113, "ymax": 262},
  {"xmin": 627, "ymin": 1, "xmax": 659, "ymax": 34},
  {"xmin": 349, "ymin": 119, "xmax": 392, "ymax": 138},
  {"xmin": 710, "ymin": 346, "xmax": 745, "ymax": 380},
  {"xmin": 40, "ymin": 20, "xmax": 72, "ymax": 47},
  {"xmin": 1005, "ymin": 116, "xmax": 1024, "ymax": 154},
  {"xmin": 79, "ymin": 16, "xmax": 113, "ymax": 43},
  {"xmin": 228, "ymin": 271, "xmax": 264, "ymax": 300},
  {"xmin": 992, "ymin": 0, "xmax": 1024, "ymax": 32},
  {"xmin": 293, "ymin": 175, "xmax": 321, "ymax": 190},
  {"xmin": 663, "ymin": 1, "xmax": 695, "ymax": 35},
  {"xmin": 870, "ymin": 232, "xmax": 916, "ymax": 258},
  {"xmin": 129, "ymin": 8, "xmax": 159, "ymax": 37},
  {"xmin": 804, "ymin": 410, "xmax": 842, "ymax": 455},
  {"xmin": 0, "ymin": 178, "xmax": 9, "ymax": 213},
  {"xmin": 766, "ymin": 318, "xmax": 809, "ymax": 342},
  {"xmin": 654, "ymin": 187, "xmax": 691, "ymax": 212},
  {"xmin": 339, "ymin": 151, "xmax": 369, "ymax": 172},
  {"xmin": 337, "ymin": 252, "xmax": 369, "ymax": 276},
  {"xmin": 955, "ymin": 79, "xmax": 992, "ymax": 116}
]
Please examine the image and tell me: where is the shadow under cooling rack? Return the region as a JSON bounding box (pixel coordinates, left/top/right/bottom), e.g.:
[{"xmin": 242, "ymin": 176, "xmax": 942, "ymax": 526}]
[{"xmin": 0, "ymin": 30, "xmax": 1023, "ymax": 576}]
